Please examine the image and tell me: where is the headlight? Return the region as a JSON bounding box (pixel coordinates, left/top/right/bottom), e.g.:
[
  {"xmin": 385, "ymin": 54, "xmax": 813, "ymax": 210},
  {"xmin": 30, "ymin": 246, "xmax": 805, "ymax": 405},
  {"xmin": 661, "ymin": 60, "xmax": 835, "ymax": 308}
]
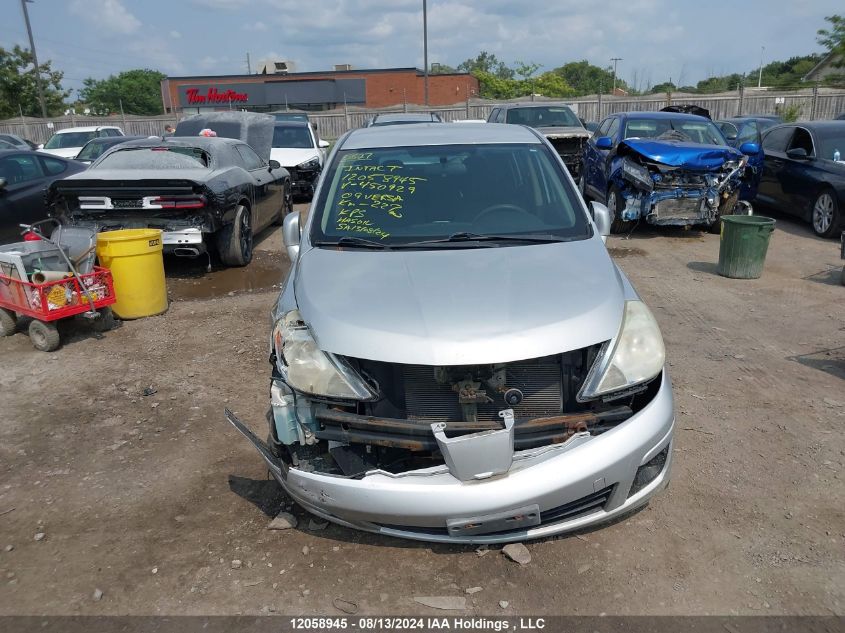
[
  {"xmin": 578, "ymin": 301, "xmax": 665, "ymax": 400},
  {"xmin": 272, "ymin": 310, "xmax": 375, "ymax": 400},
  {"xmin": 297, "ymin": 157, "xmax": 320, "ymax": 170}
]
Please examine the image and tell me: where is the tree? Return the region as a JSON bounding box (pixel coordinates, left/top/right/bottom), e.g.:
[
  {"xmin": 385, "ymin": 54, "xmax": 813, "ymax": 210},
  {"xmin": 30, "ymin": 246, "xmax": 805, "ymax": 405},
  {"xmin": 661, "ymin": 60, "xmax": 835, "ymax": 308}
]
[
  {"xmin": 429, "ymin": 63, "xmax": 457, "ymax": 74},
  {"xmin": 471, "ymin": 70, "xmax": 521, "ymax": 99},
  {"xmin": 80, "ymin": 69, "xmax": 166, "ymax": 116},
  {"xmin": 0, "ymin": 45, "xmax": 68, "ymax": 119},
  {"xmin": 532, "ymin": 72, "xmax": 576, "ymax": 98},
  {"xmin": 817, "ymin": 14, "xmax": 845, "ymax": 67},
  {"xmin": 649, "ymin": 81, "xmax": 677, "ymax": 94},
  {"xmin": 457, "ymin": 51, "xmax": 515, "ymax": 80},
  {"xmin": 696, "ymin": 73, "xmax": 743, "ymax": 94},
  {"xmin": 550, "ymin": 60, "xmax": 628, "ymax": 96}
]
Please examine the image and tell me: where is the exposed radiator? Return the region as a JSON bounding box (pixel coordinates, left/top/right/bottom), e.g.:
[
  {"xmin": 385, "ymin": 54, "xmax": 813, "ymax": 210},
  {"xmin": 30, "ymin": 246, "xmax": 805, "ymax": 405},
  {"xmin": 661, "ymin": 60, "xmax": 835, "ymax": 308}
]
[{"xmin": 402, "ymin": 357, "xmax": 563, "ymax": 423}]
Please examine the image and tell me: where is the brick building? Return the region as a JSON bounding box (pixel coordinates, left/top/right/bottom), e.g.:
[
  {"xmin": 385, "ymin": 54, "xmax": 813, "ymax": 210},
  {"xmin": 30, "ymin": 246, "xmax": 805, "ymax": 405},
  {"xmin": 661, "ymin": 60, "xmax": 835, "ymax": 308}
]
[{"xmin": 160, "ymin": 68, "xmax": 479, "ymax": 113}]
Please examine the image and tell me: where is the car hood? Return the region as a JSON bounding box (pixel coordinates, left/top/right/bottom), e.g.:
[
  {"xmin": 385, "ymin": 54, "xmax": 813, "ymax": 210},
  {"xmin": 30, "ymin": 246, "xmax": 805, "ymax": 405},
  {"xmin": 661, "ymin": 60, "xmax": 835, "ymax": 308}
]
[
  {"xmin": 537, "ymin": 126, "xmax": 591, "ymax": 139},
  {"xmin": 41, "ymin": 147, "xmax": 82, "ymax": 158},
  {"xmin": 270, "ymin": 147, "xmax": 319, "ymax": 167},
  {"xmin": 618, "ymin": 139, "xmax": 742, "ymax": 169},
  {"xmin": 294, "ymin": 239, "xmax": 624, "ymax": 365}
]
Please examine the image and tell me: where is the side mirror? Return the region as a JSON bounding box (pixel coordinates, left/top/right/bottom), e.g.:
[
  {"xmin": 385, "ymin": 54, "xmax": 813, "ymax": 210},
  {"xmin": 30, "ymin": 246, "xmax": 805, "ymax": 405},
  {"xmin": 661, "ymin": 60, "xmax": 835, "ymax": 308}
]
[
  {"xmin": 785, "ymin": 147, "xmax": 809, "ymax": 160},
  {"xmin": 37, "ymin": 143, "xmax": 44, "ymax": 150},
  {"xmin": 318, "ymin": 139, "xmax": 330, "ymax": 148},
  {"xmin": 268, "ymin": 159, "xmax": 281, "ymax": 170},
  {"xmin": 739, "ymin": 142, "xmax": 760, "ymax": 156},
  {"xmin": 282, "ymin": 211, "xmax": 301, "ymax": 261},
  {"xmin": 595, "ymin": 136, "xmax": 613, "ymax": 150},
  {"xmin": 590, "ymin": 201, "xmax": 611, "ymax": 243}
]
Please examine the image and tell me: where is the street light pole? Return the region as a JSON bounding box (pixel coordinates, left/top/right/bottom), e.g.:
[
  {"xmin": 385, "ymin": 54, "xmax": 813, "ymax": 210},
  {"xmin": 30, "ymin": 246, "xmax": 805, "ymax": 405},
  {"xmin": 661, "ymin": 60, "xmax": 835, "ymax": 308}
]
[
  {"xmin": 423, "ymin": 0, "xmax": 429, "ymax": 106},
  {"xmin": 20, "ymin": 0, "xmax": 48, "ymax": 118},
  {"xmin": 610, "ymin": 57, "xmax": 622, "ymax": 95},
  {"xmin": 757, "ymin": 46, "xmax": 765, "ymax": 89}
]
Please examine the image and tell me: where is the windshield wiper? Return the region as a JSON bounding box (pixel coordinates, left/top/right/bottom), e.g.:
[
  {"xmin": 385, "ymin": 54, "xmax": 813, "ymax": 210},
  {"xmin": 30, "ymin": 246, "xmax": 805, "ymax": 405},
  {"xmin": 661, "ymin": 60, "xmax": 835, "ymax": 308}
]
[
  {"xmin": 314, "ymin": 236, "xmax": 391, "ymax": 250},
  {"xmin": 394, "ymin": 232, "xmax": 567, "ymax": 248}
]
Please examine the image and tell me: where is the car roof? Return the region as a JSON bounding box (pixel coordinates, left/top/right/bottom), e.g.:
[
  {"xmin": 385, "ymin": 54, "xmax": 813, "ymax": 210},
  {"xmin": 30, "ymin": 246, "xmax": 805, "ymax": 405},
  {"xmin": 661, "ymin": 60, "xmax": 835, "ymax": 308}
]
[
  {"xmin": 373, "ymin": 113, "xmax": 439, "ymax": 122},
  {"xmin": 498, "ymin": 102, "xmax": 576, "ymax": 109},
  {"xmin": 618, "ymin": 111, "xmax": 710, "ymax": 121},
  {"xmin": 273, "ymin": 121, "xmax": 309, "ymax": 128},
  {"xmin": 84, "ymin": 135, "xmax": 146, "ymax": 144},
  {"xmin": 342, "ymin": 122, "xmax": 540, "ymax": 149},
  {"xmin": 108, "ymin": 136, "xmax": 244, "ymax": 149},
  {"xmin": 52, "ymin": 126, "xmax": 121, "ymax": 133},
  {"xmin": 767, "ymin": 120, "xmax": 845, "ymax": 132}
]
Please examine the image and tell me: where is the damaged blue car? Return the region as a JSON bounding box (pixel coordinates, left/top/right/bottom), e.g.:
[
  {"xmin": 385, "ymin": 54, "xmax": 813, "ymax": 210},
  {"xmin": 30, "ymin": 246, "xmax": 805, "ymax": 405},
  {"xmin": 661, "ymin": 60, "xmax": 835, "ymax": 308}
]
[{"xmin": 580, "ymin": 111, "xmax": 759, "ymax": 233}]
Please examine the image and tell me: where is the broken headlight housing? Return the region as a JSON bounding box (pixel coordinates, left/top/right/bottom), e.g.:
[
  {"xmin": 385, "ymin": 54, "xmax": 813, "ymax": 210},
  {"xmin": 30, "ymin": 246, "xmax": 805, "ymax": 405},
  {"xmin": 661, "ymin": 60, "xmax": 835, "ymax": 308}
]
[
  {"xmin": 578, "ymin": 300, "xmax": 665, "ymax": 400},
  {"xmin": 297, "ymin": 157, "xmax": 321, "ymax": 171},
  {"xmin": 272, "ymin": 310, "xmax": 376, "ymax": 400}
]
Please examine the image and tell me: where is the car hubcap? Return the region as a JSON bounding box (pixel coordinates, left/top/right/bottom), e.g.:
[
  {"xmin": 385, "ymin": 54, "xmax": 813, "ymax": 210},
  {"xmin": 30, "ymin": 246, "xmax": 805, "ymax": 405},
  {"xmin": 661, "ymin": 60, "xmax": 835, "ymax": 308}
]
[{"xmin": 813, "ymin": 194, "xmax": 833, "ymax": 234}]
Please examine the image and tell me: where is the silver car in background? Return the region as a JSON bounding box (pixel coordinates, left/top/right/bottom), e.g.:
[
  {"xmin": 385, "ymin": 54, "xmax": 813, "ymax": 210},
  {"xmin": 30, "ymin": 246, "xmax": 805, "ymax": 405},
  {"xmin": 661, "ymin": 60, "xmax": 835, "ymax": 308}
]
[{"xmin": 228, "ymin": 123, "xmax": 674, "ymax": 543}]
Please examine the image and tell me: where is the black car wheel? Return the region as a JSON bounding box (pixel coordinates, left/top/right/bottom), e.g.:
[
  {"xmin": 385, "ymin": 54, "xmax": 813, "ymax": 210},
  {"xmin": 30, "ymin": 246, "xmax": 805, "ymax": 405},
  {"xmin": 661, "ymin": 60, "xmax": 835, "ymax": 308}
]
[
  {"xmin": 607, "ymin": 185, "xmax": 634, "ymax": 234},
  {"xmin": 275, "ymin": 180, "xmax": 293, "ymax": 225},
  {"xmin": 579, "ymin": 170, "xmax": 590, "ymax": 202},
  {"xmin": 217, "ymin": 204, "xmax": 253, "ymax": 267},
  {"xmin": 811, "ymin": 189, "xmax": 840, "ymax": 238}
]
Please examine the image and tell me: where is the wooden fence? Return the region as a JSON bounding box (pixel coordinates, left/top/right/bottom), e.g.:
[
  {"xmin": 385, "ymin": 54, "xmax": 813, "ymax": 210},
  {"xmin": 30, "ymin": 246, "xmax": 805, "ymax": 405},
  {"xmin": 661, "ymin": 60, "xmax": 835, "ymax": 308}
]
[{"xmin": 2, "ymin": 89, "xmax": 844, "ymax": 143}]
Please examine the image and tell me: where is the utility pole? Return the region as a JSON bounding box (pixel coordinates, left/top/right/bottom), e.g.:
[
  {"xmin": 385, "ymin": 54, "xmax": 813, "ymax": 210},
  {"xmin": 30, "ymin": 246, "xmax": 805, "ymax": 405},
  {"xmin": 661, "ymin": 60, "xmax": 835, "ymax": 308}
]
[
  {"xmin": 246, "ymin": 52, "xmax": 251, "ymax": 74},
  {"xmin": 20, "ymin": 0, "xmax": 48, "ymax": 118},
  {"xmin": 423, "ymin": 0, "xmax": 429, "ymax": 106},
  {"xmin": 610, "ymin": 57, "xmax": 622, "ymax": 95},
  {"xmin": 757, "ymin": 46, "xmax": 765, "ymax": 89}
]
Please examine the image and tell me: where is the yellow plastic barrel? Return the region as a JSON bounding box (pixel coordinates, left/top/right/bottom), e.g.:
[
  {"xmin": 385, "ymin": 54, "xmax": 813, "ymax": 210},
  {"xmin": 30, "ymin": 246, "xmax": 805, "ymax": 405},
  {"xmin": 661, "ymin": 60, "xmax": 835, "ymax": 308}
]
[{"xmin": 96, "ymin": 229, "xmax": 168, "ymax": 319}]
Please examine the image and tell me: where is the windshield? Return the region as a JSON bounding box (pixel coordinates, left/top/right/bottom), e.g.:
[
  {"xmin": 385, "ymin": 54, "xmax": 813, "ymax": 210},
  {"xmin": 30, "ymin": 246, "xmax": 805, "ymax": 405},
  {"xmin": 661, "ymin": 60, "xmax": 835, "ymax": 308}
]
[
  {"xmin": 624, "ymin": 118, "xmax": 727, "ymax": 145},
  {"xmin": 272, "ymin": 126, "xmax": 313, "ymax": 149},
  {"xmin": 44, "ymin": 131, "xmax": 98, "ymax": 149},
  {"xmin": 76, "ymin": 140, "xmax": 115, "ymax": 161},
  {"xmin": 817, "ymin": 129, "xmax": 845, "ymax": 161},
  {"xmin": 505, "ymin": 106, "xmax": 581, "ymax": 128},
  {"xmin": 311, "ymin": 143, "xmax": 590, "ymax": 246},
  {"xmin": 94, "ymin": 147, "xmax": 210, "ymax": 169}
]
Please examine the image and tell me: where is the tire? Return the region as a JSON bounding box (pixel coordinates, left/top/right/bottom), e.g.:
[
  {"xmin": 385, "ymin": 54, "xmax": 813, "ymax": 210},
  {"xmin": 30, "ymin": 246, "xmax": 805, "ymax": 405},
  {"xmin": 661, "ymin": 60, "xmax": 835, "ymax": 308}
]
[
  {"xmin": 0, "ymin": 308, "xmax": 16, "ymax": 336},
  {"xmin": 28, "ymin": 320, "xmax": 60, "ymax": 352},
  {"xmin": 607, "ymin": 185, "xmax": 635, "ymax": 234},
  {"xmin": 216, "ymin": 204, "xmax": 253, "ymax": 267},
  {"xmin": 811, "ymin": 189, "xmax": 841, "ymax": 238},
  {"xmin": 90, "ymin": 307, "xmax": 116, "ymax": 333},
  {"xmin": 274, "ymin": 180, "xmax": 293, "ymax": 225},
  {"xmin": 578, "ymin": 171, "xmax": 590, "ymax": 202}
]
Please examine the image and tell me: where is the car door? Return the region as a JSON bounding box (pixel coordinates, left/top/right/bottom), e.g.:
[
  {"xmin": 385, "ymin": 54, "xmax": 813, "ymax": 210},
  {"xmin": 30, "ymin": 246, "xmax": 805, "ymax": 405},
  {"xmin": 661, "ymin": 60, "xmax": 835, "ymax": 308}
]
[
  {"xmin": 735, "ymin": 121, "xmax": 763, "ymax": 200},
  {"xmin": 235, "ymin": 143, "xmax": 278, "ymax": 230},
  {"xmin": 595, "ymin": 117, "xmax": 621, "ymax": 202},
  {"xmin": 780, "ymin": 127, "xmax": 821, "ymax": 221},
  {"xmin": 757, "ymin": 126, "xmax": 794, "ymax": 210},
  {"xmin": 0, "ymin": 153, "xmax": 50, "ymax": 242},
  {"xmin": 582, "ymin": 117, "xmax": 613, "ymax": 199}
]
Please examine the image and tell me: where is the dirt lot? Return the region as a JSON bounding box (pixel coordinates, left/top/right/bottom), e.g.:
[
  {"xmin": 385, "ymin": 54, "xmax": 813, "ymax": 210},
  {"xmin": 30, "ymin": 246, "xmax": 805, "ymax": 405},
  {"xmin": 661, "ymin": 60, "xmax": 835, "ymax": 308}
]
[{"xmin": 1, "ymin": 205, "xmax": 843, "ymax": 616}]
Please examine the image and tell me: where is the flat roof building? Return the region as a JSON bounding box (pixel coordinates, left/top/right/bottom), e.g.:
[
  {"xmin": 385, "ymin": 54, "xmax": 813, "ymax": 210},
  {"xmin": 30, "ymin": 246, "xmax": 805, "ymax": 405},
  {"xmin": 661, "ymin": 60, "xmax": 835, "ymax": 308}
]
[{"xmin": 161, "ymin": 67, "xmax": 479, "ymax": 113}]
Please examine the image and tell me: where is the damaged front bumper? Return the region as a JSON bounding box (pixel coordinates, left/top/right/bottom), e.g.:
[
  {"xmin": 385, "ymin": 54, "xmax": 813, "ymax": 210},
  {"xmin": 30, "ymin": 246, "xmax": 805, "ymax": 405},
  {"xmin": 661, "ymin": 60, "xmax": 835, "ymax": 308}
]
[{"xmin": 226, "ymin": 372, "xmax": 674, "ymax": 544}]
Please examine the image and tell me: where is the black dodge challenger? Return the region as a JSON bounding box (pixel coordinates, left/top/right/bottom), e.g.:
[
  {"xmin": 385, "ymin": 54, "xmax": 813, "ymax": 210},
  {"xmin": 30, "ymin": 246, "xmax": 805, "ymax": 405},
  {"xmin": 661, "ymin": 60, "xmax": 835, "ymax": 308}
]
[{"xmin": 47, "ymin": 113, "xmax": 292, "ymax": 267}]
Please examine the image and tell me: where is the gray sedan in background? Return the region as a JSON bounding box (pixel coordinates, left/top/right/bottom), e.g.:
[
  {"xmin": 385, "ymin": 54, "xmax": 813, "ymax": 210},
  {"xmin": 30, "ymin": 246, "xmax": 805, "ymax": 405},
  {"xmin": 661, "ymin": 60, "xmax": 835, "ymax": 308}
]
[{"xmin": 228, "ymin": 123, "xmax": 674, "ymax": 543}]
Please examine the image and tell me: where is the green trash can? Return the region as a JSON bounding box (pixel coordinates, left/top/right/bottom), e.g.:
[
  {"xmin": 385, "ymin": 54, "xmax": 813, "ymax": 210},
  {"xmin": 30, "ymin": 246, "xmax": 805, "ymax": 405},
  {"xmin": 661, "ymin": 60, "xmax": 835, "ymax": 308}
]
[{"xmin": 718, "ymin": 215, "xmax": 776, "ymax": 279}]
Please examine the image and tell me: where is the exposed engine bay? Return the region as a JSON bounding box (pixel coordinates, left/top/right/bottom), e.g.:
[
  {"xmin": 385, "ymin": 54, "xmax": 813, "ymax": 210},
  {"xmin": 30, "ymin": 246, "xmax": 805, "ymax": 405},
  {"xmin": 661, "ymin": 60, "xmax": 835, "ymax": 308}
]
[
  {"xmin": 611, "ymin": 134, "xmax": 754, "ymax": 227},
  {"xmin": 266, "ymin": 346, "xmax": 661, "ymax": 479},
  {"xmin": 546, "ymin": 134, "xmax": 589, "ymax": 180}
]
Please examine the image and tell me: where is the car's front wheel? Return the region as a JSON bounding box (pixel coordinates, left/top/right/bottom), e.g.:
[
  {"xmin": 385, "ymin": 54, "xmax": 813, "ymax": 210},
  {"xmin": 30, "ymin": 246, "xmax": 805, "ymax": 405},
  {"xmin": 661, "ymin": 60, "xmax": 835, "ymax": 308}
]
[
  {"xmin": 217, "ymin": 204, "xmax": 253, "ymax": 267},
  {"xmin": 275, "ymin": 180, "xmax": 293, "ymax": 225},
  {"xmin": 811, "ymin": 189, "xmax": 840, "ymax": 238},
  {"xmin": 607, "ymin": 185, "xmax": 635, "ymax": 234},
  {"xmin": 578, "ymin": 170, "xmax": 590, "ymax": 202}
]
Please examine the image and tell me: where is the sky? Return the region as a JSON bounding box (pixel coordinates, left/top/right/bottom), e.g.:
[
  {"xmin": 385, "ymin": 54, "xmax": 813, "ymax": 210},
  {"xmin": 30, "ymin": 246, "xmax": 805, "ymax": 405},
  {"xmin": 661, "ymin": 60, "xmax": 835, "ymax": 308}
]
[{"xmin": 1, "ymin": 0, "xmax": 841, "ymax": 96}]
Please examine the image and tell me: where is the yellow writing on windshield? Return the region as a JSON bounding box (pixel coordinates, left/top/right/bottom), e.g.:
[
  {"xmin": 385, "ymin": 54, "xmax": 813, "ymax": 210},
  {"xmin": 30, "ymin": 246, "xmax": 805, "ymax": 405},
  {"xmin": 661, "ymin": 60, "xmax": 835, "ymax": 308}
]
[{"xmin": 332, "ymin": 158, "xmax": 427, "ymax": 237}]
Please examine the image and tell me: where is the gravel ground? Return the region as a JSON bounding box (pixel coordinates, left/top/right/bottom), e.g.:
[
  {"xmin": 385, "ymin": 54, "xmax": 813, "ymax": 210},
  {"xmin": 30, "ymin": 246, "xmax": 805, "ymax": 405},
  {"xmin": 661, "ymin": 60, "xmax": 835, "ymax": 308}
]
[{"xmin": 0, "ymin": 206, "xmax": 843, "ymax": 616}]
